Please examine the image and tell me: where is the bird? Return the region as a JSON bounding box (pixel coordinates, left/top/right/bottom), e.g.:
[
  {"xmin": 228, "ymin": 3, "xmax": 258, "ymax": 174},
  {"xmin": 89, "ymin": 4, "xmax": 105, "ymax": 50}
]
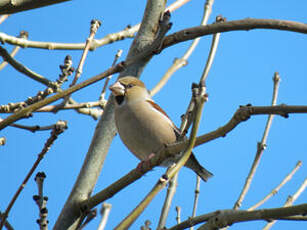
[{"xmin": 109, "ymin": 76, "xmax": 213, "ymax": 182}]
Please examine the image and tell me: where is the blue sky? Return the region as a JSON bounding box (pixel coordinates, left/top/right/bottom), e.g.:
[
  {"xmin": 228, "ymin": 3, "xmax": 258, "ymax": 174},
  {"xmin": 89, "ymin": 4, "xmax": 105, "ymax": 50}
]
[{"xmin": 0, "ymin": 0, "xmax": 306, "ymax": 229}]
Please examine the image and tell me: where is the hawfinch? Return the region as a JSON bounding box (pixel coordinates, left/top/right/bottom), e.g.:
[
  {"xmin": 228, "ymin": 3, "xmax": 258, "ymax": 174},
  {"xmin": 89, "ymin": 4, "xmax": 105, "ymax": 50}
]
[{"xmin": 109, "ymin": 76, "xmax": 213, "ymax": 182}]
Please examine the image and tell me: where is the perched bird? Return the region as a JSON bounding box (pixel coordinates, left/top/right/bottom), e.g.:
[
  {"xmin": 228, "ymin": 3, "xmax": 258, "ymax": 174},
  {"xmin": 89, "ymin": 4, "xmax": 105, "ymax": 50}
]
[{"xmin": 109, "ymin": 76, "xmax": 213, "ymax": 182}]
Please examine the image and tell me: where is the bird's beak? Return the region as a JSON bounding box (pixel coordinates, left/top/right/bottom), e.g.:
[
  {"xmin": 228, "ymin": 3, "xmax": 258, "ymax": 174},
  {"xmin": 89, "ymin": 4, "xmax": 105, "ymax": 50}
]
[{"xmin": 109, "ymin": 81, "xmax": 125, "ymax": 96}]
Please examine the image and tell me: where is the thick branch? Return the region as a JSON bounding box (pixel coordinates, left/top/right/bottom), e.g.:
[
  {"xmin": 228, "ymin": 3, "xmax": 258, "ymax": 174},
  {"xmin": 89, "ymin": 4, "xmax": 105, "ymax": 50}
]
[
  {"xmin": 0, "ymin": 0, "xmax": 71, "ymax": 15},
  {"xmin": 167, "ymin": 203, "xmax": 307, "ymax": 230},
  {"xmin": 162, "ymin": 18, "xmax": 307, "ymax": 49}
]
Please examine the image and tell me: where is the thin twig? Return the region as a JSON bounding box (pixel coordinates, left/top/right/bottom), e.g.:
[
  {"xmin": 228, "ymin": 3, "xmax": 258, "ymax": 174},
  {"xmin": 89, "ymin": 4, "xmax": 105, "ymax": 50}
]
[
  {"xmin": 176, "ymin": 206, "xmax": 181, "ymax": 224},
  {"xmin": 99, "ymin": 49, "xmax": 123, "ymax": 101},
  {"xmin": 0, "ymin": 31, "xmax": 28, "ymax": 71},
  {"xmin": 0, "ymin": 0, "xmax": 189, "ymax": 50},
  {"xmin": 0, "ymin": 61, "xmax": 125, "ymax": 130},
  {"xmin": 0, "ymin": 121, "xmax": 67, "ymax": 229},
  {"xmin": 179, "ymin": 15, "xmax": 223, "ymax": 136},
  {"xmin": 150, "ymin": 0, "xmax": 215, "ymax": 96},
  {"xmin": 199, "ymin": 15, "xmax": 224, "ymax": 85},
  {"xmin": 0, "ymin": 137, "xmax": 5, "ymax": 146},
  {"xmin": 0, "ymin": 53, "xmax": 99, "ymax": 118},
  {"xmin": 165, "ymin": 0, "xmax": 191, "ymax": 12},
  {"xmin": 190, "ymin": 175, "xmax": 201, "ymax": 230},
  {"xmin": 157, "ymin": 173, "xmax": 178, "ymax": 229},
  {"xmin": 0, "ymin": 55, "xmax": 73, "ymax": 114},
  {"xmin": 0, "ymin": 15, "xmax": 10, "ymax": 24},
  {"xmin": 0, "ymin": 45, "xmax": 51, "ymax": 86},
  {"xmin": 262, "ymin": 177, "xmax": 307, "ymax": 230},
  {"xmin": 233, "ymin": 72, "xmax": 281, "ymax": 210},
  {"xmin": 97, "ymin": 203, "xmax": 112, "ymax": 230},
  {"xmin": 33, "ymin": 172, "xmax": 48, "ymax": 230},
  {"xmin": 37, "ymin": 101, "xmax": 106, "ymax": 112},
  {"xmin": 7, "ymin": 121, "xmax": 65, "ymax": 133},
  {"xmin": 62, "ymin": 19, "xmax": 101, "ymax": 109},
  {"xmin": 0, "ymin": 18, "xmax": 305, "ymax": 51},
  {"xmin": 249, "ymin": 161, "xmax": 302, "ymax": 211},
  {"xmin": 70, "ymin": 20, "xmax": 102, "ymax": 86},
  {"xmin": 0, "ymin": 45, "xmax": 20, "ymax": 71}
]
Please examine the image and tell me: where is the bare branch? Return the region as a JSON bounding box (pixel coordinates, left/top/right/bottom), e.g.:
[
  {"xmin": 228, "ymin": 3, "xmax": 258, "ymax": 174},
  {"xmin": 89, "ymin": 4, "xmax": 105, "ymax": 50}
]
[
  {"xmin": 262, "ymin": 178, "xmax": 307, "ymax": 230},
  {"xmin": 0, "ymin": 45, "xmax": 52, "ymax": 86},
  {"xmin": 0, "ymin": 14, "xmax": 9, "ymax": 24},
  {"xmin": 97, "ymin": 203, "xmax": 112, "ymax": 230},
  {"xmin": 0, "ymin": 0, "xmax": 189, "ymax": 50},
  {"xmin": 199, "ymin": 15, "xmax": 224, "ymax": 84},
  {"xmin": 1, "ymin": 18, "xmax": 305, "ymax": 52},
  {"xmin": 4, "ymin": 121, "xmax": 65, "ymax": 133},
  {"xmin": 77, "ymin": 209, "xmax": 97, "ymax": 230},
  {"xmin": 233, "ymin": 72, "xmax": 281, "ymax": 210},
  {"xmin": 0, "ymin": 121, "xmax": 67, "ymax": 229},
  {"xmin": 150, "ymin": 0, "xmax": 215, "ymax": 96},
  {"xmin": 37, "ymin": 101, "xmax": 105, "ymax": 112},
  {"xmin": 99, "ymin": 49, "xmax": 123, "ymax": 102},
  {"xmin": 165, "ymin": 0, "xmax": 191, "ymax": 12},
  {"xmin": 249, "ymin": 161, "xmax": 302, "ymax": 211},
  {"xmin": 179, "ymin": 15, "xmax": 223, "ymax": 135},
  {"xmin": 162, "ymin": 18, "xmax": 307, "ymax": 50},
  {"xmin": 0, "ymin": 211, "xmax": 13, "ymax": 230},
  {"xmin": 70, "ymin": 19, "xmax": 102, "ymax": 86},
  {"xmin": 157, "ymin": 173, "xmax": 178, "ymax": 229},
  {"xmin": 0, "ymin": 137, "xmax": 6, "ymax": 146},
  {"xmin": 33, "ymin": 172, "xmax": 48, "ymax": 230},
  {"xmin": 0, "ymin": 62, "xmax": 124, "ymax": 130},
  {"xmin": 0, "ymin": 31, "xmax": 28, "ymax": 71},
  {"xmin": 167, "ymin": 203, "xmax": 307, "ymax": 230},
  {"xmin": 190, "ymin": 176, "xmax": 201, "ymax": 230},
  {"xmin": 0, "ymin": 0, "xmax": 71, "ymax": 15},
  {"xmin": 176, "ymin": 206, "xmax": 181, "ymax": 224}
]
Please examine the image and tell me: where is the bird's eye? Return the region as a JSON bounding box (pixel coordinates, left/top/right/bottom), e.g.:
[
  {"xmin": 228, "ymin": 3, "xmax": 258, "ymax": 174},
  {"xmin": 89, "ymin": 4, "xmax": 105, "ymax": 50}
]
[{"xmin": 126, "ymin": 83, "xmax": 134, "ymax": 88}]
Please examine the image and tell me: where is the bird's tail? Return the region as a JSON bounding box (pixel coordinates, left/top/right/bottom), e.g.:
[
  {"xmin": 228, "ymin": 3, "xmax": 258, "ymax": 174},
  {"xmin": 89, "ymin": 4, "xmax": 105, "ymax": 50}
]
[{"xmin": 185, "ymin": 153, "xmax": 213, "ymax": 182}]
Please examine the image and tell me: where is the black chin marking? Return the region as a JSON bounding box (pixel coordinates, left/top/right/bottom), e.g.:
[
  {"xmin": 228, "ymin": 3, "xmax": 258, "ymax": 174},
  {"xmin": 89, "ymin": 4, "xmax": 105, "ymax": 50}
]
[{"xmin": 115, "ymin": 95, "xmax": 124, "ymax": 105}]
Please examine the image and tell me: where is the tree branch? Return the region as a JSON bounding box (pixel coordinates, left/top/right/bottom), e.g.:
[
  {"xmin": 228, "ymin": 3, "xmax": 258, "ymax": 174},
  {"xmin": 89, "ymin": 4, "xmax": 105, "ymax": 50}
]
[
  {"xmin": 0, "ymin": 45, "xmax": 52, "ymax": 86},
  {"xmin": 0, "ymin": 0, "xmax": 188, "ymax": 50},
  {"xmin": 162, "ymin": 18, "xmax": 307, "ymax": 50},
  {"xmin": 248, "ymin": 161, "xmax": 302, "ymax": 211},
  {"xmin": 0, "ymin": 0, "xmax": 71, "ymax": 15},
  {"xmin": 233, "ymin": 72, "xmax": 281, "ymax": 211},
  {"xmin": 1, "ymin": 18, "xmax": 306, "ymax": 51},
  {"xmin": 167, "ymin": 203, "xmax": 307, "ymax": 230},
  {"xmin": 0, "ymin": 121, "xmax": 67, "ymax": 229}
]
